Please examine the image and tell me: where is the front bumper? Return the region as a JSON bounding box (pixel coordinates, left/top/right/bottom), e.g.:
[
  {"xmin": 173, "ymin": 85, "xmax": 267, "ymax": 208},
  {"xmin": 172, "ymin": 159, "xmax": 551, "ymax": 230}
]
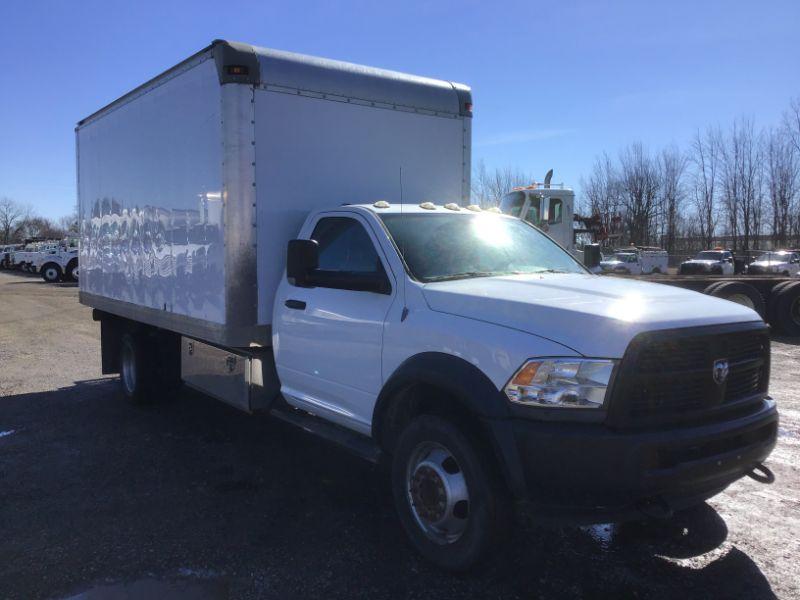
[{"xmin": 492, "ymin": 398, "xmax": 777, "ymax": 524}]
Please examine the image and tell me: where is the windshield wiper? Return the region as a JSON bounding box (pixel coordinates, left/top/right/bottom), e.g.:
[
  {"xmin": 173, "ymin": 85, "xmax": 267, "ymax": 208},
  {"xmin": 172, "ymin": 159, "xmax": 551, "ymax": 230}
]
[
  {"xmin": 425, "ymin": 271, "xmax": 499, "ymax": 282},
  {"xmin": 531, "ymin": 269, "xmax": 569, "ymax": 274}
]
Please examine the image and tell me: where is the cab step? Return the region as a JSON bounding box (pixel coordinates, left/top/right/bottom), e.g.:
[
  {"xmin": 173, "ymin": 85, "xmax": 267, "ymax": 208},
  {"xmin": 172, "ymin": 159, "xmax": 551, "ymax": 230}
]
[{"xmin": 269, "ymin": 401, "xmax": 383, "ymax": 464}]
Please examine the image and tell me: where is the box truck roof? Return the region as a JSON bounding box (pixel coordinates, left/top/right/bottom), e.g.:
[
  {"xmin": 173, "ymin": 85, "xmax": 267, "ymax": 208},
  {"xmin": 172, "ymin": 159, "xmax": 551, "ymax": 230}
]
[{"xmin": 78, "ymin": 40, "xmax": 472, "ymax": 128}]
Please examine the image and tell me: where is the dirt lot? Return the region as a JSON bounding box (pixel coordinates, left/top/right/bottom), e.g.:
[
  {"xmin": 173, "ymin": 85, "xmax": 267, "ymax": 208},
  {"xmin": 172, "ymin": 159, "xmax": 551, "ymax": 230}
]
[{"xmin": 0, "ymin": 270, "xmax": 798, "ymax": 600}]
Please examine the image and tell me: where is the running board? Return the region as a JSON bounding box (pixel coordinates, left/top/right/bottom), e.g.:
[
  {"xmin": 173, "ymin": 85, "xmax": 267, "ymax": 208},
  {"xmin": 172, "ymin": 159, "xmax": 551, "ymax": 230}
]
[{"xmin": 269, "ymin": 402, "xmax": 382, "ymax": 464}]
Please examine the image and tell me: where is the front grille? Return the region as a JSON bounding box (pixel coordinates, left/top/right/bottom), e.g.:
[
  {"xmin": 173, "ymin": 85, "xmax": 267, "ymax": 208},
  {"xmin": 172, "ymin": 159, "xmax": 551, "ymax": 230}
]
[
  {"xmin": 680, "ymin": 263, "xmax": 709, "ymax": 275},
  {"xmin": 609, "ymin": 323, "xmax": 770, "ymax": 427}
]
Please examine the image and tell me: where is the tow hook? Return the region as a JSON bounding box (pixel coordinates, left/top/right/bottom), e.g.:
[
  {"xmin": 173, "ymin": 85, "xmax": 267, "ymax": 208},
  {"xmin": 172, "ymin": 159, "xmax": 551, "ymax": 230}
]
[
  {"xmin": 746, "ymin": 462, "xmax": 775, "ymax": 484},
  {"xmin": 636, "ymin": 496, "xmax": 674, "ymax": 520}
]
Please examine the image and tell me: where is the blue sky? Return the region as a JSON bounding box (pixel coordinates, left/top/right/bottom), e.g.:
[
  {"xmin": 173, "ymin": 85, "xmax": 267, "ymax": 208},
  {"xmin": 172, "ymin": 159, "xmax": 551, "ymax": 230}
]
[{"xmin": 1, "ymin": 0, "xmax": 798, "ymax": 218}]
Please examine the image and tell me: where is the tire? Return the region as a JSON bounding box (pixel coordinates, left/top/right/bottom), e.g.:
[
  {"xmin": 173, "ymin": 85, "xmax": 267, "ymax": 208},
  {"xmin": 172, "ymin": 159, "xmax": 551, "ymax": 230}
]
[
  {"xmin": 65, "ymin": 259, "xmax": 78, "ymax": 282},
  {"xmin": 40, "ymin": 263, "xmax": 62, "ymax": 283},
  {"xmin": 708, "ymin": 282, "xmax": 766, "ymax": 317},
  {"xmin": 652, "ymin": 267, "xmax": 661, "ymax": 274},
  {"xmin": 391, "ymin": 415, "xmax": 510, "ymax": 571},
  {"xmin": 711, "ymin": 266, "xmax": 723, "ymax": 275},
  {"xmin": 769, "ymin": 282, "xmax": 800, "ymax": 336},
  {"xmin": 119, "ymin": 332, "xmax": 158, "ymax": 404},
  {"xmin": 703, "ymin": 281, "xmax": 727, "ymax": 296}
]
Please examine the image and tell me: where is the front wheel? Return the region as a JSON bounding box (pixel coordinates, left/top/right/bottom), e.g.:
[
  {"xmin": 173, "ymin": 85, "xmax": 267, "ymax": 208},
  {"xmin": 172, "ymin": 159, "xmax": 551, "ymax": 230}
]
[
  {"xmin": 391, "ymin": 415, "xmax": 509, "ymax": 571},
  {"xmin": 41, "ymin": 263, "xmax": 62, "ymax": 283}
]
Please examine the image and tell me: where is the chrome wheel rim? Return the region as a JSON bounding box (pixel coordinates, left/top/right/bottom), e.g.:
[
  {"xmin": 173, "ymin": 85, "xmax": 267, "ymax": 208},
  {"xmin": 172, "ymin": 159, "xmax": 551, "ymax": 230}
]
[
  {"xmin": 121, "ymin": 342, "xmax": 136, "ymax": 395},
  {"xmin": 406, "ymin": 442, "xmax": 470, "ymax": 545},
  {"xmin": 45, "ymin": 267, "xmax": 58, "ymax": 281}
]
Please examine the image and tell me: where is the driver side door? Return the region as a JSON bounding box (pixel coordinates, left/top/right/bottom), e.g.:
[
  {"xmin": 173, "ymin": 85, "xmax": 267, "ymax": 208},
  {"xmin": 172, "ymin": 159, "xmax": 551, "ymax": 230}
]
[{"xmin": 273, "ymin": 214, "xmax": 397, "ymax": 434}]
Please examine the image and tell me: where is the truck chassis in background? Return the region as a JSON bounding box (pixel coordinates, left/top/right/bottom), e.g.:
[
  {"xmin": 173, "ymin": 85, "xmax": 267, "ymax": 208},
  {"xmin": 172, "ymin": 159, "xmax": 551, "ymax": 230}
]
[{"xmin": 609, "ymin": 273, "xmax": 800, "ymax": 336}]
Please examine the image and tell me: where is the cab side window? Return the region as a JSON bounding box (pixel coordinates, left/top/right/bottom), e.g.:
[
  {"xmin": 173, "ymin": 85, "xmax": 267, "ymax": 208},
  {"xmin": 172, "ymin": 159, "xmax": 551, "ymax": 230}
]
[
  {"xmin": 311, "ymin": 217, "xmax": 384, "ymax": 274},
  {"xmin": 548, "ymin": 198, "xmax": 563, "ymax": 224}
]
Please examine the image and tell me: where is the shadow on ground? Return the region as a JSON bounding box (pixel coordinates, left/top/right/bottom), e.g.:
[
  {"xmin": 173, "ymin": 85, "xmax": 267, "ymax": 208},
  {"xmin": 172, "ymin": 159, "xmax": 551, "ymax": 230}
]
[{"xmin": 0, "ymin": 380, "xmax": 776, "ymax": 600}]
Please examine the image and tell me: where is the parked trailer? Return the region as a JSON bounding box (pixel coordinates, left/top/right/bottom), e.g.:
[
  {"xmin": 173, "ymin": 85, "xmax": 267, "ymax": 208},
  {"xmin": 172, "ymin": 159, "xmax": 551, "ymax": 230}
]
[
  {"xmin": 78, "ymin": 40, "xmax": 778, "ymax": 570},
  {"xmin": 610, "ymin": 273, "xmax": 800, "ymax": 336}
]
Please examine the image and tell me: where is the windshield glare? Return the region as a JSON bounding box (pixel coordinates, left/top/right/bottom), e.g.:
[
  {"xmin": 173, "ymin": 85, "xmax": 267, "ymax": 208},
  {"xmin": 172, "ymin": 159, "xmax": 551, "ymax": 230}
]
[{"xmin": 379, "ymin": 213, "xmax": 586, "ymax": 282}]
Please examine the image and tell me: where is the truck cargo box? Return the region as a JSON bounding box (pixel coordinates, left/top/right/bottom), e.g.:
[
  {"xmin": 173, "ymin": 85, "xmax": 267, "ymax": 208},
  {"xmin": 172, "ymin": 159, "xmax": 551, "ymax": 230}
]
[{"xmin": 77, "ymin": 40, "xmax": 472, "ymax": 347}]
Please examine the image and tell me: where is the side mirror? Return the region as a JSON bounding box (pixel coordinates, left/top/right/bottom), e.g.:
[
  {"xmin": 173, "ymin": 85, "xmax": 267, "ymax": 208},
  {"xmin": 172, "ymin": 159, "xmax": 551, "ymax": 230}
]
[{"xmin": 287, "ymin": 239, "xmax": 319, "ymax": 286}]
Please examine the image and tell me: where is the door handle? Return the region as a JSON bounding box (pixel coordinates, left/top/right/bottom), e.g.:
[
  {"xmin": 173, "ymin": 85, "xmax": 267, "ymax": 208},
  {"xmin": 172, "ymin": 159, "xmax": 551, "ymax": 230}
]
[{"xmin": 285, "ymin": 299, "xmax": 306, "ymax": 310}]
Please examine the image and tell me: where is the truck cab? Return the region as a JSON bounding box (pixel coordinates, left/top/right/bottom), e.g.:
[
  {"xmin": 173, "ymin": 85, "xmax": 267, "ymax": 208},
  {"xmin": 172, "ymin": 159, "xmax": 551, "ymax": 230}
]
[
  {"xmin": 498, "ymin": 183, "xmax": 574, "ymax": 252},
  {"xmin": 746, "ymin": 250, "xmax": 800, "ymax": 276},
  {"xmin": 680, "ymin": 250, "xmax": 735, "ymax": 275}
]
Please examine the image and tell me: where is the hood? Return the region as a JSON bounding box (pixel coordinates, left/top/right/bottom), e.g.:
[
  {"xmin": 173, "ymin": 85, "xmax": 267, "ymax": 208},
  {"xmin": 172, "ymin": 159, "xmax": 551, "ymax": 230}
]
[{"xmin": 422, "ymin": 273, "xmax": 761, "ymax": 358}]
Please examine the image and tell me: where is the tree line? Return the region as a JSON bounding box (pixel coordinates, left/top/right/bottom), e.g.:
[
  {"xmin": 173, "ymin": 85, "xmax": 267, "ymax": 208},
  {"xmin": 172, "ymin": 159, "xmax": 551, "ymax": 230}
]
[
  {"xmin": 471, "ymin": 97, "xmax": 800, "ymax": 256},
  {"xmin": 580, "ymin": 98, "xmax": 800, "ymax": 254},
  {"xmin": 0, "ymin": 197, "xmax": 78, "ymax": 244}
]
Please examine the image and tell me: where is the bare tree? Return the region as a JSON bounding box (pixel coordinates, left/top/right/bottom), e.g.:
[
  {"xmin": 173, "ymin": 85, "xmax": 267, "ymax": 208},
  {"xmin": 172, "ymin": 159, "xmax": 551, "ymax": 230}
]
[
  {"xmin": 471, "ymin": 159, "xmax": 532, "ymax": 207},
  {"xmin": 58, "ymin": 212, "xmax": 80, "ymax": 235},
  {"xmin": 0, "ymin": 197, "xmax": 28, "ymax": 244},
  {"xmin": 618, "ymin": 143, "xmax": 660, "ymax": 245},
  {"xmin": 580, "ymin": 153, "xmax": 623, "ymax": 244},
  {"xmin": 764, "ymin": 126, "xmax": 798, "ymax": 248},
  {"xmin": 657, "ymin": 145, "xmax": 688, "ymax": 253},
  {"xmin": 785, "ymin": 97, "xmax": 800, "ymax": 155},
  {"xmin": 719, "ymin": 119, "xmax": 763, "ymax": 250},
  {"xmin": 689, "ymin": 128, "xmax": 720, "ymax": 249}
]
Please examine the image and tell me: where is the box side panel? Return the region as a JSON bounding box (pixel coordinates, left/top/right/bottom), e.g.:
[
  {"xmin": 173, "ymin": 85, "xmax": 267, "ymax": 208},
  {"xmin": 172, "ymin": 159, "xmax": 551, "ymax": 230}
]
[
  {"xmin": 253, "ymin": 89, "xmax": 466, "ymax": 324},
  {"xmin": 78, "ymin": 58, "xmax": 225, "ymax": 325}
]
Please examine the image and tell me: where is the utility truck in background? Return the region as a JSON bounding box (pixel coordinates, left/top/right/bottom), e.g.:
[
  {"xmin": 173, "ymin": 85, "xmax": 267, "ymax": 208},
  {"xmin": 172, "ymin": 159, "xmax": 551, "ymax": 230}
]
[
  {"xmin": 600, "ymin": 247, "xmax": 668, "ymax": 275},
  {"xmin": 78, "ymin": 40, "xmax": 778, "ymax": 570}
]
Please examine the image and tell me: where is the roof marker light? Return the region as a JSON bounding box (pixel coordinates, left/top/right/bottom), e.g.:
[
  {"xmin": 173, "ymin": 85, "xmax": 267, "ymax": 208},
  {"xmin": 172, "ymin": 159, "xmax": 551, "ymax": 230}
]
[
  {"xmin": 486, "ymin": 206, "xmax": 502, "ymax": 213},
  {"xmin": 466, "ymin": 204, "xmax": 482, "ymax": 212},
  {"xmin": 419, "ymin": 202, "xmax": 436, "ymax": 210},
  {"xmin": 444, "ymin": 203, "xmax": 460, "ymax": 211},
  {"xmin": 373, "ymin": 200, "xmax": 390, "ymax": 209}
]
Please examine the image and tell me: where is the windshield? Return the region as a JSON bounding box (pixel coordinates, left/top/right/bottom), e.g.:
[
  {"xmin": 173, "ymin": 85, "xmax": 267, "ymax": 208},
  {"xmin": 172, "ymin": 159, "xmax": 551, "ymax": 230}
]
[
  {"xmin": 379, "ymin": 213, "xmax": 586, "ymax": 282},
  {"xmin": 696, "ymin": 251, "xmax": 724, "ymax": 260},
  {"xmin": 613, "ymin": 253, "xmax": 637, "ymax": 263},
  {"xmin": 759, "ymin": 252, "xmax": 790, "ymax": 261}
]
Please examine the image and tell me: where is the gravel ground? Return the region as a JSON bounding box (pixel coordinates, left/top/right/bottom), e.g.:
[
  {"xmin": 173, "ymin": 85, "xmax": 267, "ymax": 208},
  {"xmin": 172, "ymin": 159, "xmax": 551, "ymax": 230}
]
[{"xmin": 0, "ymin": 270, "xmax": 798, "ymax": 599}]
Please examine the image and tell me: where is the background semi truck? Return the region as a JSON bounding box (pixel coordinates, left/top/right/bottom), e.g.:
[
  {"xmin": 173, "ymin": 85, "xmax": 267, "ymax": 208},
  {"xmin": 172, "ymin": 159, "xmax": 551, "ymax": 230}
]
[{"xmin": 78, "ymin": 40, "xmax": 778, "ymax": 570}]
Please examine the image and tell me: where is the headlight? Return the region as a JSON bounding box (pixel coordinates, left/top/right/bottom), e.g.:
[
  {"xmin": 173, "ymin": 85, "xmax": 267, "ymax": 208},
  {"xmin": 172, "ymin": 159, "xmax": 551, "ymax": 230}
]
[{"xmin": 504, "ymin": 359, "xmax": 615, "ymax": 409}]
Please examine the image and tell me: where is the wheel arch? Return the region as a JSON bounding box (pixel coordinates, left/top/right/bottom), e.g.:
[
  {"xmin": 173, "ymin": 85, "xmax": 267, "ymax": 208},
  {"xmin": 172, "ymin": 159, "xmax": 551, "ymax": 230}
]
[{"xmin": 372, "ymin": 352, "xmax": 526, "ymax": 497}]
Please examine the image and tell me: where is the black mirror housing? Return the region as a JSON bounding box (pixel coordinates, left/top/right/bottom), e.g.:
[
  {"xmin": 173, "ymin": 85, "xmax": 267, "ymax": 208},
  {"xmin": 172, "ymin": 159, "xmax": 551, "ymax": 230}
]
[{"xmin": 287, "ymin": 239, "xmax": 319, "ymax": 286}]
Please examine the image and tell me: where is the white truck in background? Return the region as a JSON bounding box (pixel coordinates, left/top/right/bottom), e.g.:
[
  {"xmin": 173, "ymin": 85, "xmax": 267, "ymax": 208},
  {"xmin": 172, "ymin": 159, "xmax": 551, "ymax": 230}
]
[
  {"xmin": 746, "ymin": 250, "xmax": 800, "ymax": 276},
  {"xmin": 600, "ymin": 247, "xmax": 669, "ymax": 275},
  {"xmin": 38, "ymin": 242, "xmax": 79, "ymax": 282},
  {"xmin": 78, "ymin": 40, "xmax": 778, "ymax": 570}
]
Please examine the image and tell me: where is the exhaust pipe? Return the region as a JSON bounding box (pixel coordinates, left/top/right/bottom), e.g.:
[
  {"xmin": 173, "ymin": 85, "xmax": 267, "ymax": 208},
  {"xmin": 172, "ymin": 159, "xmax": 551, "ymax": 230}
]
[{"xmin": 746, "ymin": 462, "xmax": 775, "ymax": 484}]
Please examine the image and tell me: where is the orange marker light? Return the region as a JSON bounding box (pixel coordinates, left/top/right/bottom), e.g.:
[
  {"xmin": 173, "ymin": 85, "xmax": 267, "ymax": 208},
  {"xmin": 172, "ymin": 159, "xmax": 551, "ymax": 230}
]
[{"xmin": 510, "ymin": 361, "xmax": 541, "ymax": 387}]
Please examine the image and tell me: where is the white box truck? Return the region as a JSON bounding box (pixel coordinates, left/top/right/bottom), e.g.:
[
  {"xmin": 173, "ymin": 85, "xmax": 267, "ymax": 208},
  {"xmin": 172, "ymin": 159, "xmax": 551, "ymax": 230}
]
[{"xmin": 78, "ymin": 40, "xmax": 778, "ymax": 570}]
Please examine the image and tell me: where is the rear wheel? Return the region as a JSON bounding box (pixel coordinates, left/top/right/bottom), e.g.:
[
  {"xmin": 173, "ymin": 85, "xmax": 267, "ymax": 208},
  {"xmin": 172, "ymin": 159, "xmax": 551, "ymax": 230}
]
[
  {"xmin": 41, "ymin": 263, "xmax": 62, "ymax": 283},
  {"xmin": 65, "ymin": 259, "xmax": 78, "ymax": 282},
  {"xmin": 119, "ymin": 332, "xmax": 156, "ymax": 404},
  {"xmin": 707, "ymin": 281, "xmax": 765, "ymax": 318},
  {"xmin": 391, "ymin": 415, "xmax": 509, "ymax": 571},
  {"xmin": 769, "ymin": 282, "xmax": 800, "ymax": 336}
]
